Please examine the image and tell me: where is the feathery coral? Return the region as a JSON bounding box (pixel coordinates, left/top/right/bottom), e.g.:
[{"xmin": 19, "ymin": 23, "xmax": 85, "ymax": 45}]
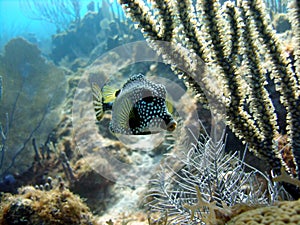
[{"xmin": 146, "ymin": 121, "xmax": 276, "ymax": 224}]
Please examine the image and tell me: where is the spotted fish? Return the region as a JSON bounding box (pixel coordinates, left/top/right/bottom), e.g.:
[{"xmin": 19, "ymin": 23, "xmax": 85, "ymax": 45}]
[{"xmin": 92, "ymin": 73, "xmax": 177, "ymax": 135}]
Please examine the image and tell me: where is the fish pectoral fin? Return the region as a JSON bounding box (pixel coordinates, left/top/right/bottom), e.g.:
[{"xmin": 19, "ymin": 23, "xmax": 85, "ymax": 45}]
[
  {"xmin": 114, "ymin": 98, "xmax": 134, "ymax": 130},
  {"xmin": 92, "ymin": 83, "xmax": 104, "ymax": 121},
  {"xmin": 102, "ymin": 85, "xmax": 119, "ymax": 103}
]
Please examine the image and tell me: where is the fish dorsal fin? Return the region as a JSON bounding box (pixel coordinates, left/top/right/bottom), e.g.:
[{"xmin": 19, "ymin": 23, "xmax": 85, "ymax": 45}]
[
  {"xmin": 102, "ymin": 85, "xmax": 119, "ymax": 103},
  {"xmin": 92, "ymin": 83, "xmax": 104, "ymax": 121}
]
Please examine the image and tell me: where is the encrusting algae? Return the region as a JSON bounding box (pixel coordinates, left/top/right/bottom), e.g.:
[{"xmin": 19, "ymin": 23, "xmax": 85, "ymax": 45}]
[{"xmin": 0, "ymin": 186, "xmax": 97, "ymax": 225}]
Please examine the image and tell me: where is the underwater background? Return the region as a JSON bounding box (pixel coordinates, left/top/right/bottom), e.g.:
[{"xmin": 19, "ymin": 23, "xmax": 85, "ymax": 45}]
[
  {"xmin": 0, "ymin": 0, "xmax": 119, "ymax": 47},
  {"xmin": 0, "ymin": 0, "xmax": 300, "ymax": 224}
]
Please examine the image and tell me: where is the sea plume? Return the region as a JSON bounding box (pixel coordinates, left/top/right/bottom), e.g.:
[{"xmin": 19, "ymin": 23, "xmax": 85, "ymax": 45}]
[{"xmin": 146, "ymin": 120, "xmax": 278, "ymax": 224}]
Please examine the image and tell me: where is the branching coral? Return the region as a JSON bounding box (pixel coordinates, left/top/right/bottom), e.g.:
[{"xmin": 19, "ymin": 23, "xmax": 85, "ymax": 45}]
[{"xmin": 117, "ymin": 0, "xmax": 300, "ymax": 180}]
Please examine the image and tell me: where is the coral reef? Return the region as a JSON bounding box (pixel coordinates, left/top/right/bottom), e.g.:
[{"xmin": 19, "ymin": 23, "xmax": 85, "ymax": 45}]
[
  {"xmin": 227, "ymin": 198, "xmax": 300, "ymax": 225},
  {"xmin": 2, "ymin": 1, "xmax": 299, "ymax": 224},
  {"xmin": 0, "ymin": 185, "xmax": 97, "ymax": 225},
  {"xmin": 118, "ymin": 0, "xmax": 300, "ymax": 191},
  {"xmin": 0, "ymin": 37, "xmax": 66, "ymax": 178},
  {"xmin": 50, "ymin": 1, "xmax": 143, "ymax": 65},
  {"xmin": 70, "ymin": 158, "xmax": 114, "ymax": 214},
  {"xmin": 146, "ymin": 121, "xmax": 277, "ymax": 224},
  {"xmin": 98, "ymin": 211, "xmax": 148, "ymax": 225},
  {"xmin": 56, "ymin": 40, "xmax": 198, "ymax": 222},
  {"xmin": 116, "ymin": 0, "xmax": 300, "ymax": 223}
]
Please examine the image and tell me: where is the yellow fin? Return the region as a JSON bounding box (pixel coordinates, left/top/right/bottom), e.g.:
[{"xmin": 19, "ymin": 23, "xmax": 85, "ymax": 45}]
[
  {"xmin": 102, "ymin": 85, "xmax": 119, "ymax": 103},
  {"xmin": 166, "ymin": 98, "xmax": 174, "ymax": 114},
  {"xmin": 92, "ymin": 83, "xmax": 104, "ymax": 121}
]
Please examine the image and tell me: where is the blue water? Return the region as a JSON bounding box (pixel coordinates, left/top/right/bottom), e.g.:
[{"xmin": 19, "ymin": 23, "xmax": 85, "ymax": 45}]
[{"xmin": 0, "ymin": 0, "xmax": 99, "ymax": 51}]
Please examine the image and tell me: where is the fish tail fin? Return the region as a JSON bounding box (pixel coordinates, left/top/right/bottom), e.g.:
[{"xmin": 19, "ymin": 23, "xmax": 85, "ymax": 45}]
[
  {"xmin": 92, "ymin": 83, "xmax": 104, "ymax": 121},
  {"xmin": 102, "ymin": 85, "xmax": 119, "ymax": 103}
]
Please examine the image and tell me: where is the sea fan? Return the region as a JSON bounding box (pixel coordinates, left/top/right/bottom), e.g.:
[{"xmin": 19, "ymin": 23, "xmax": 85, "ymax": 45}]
[{"xmin": 146, "ymin": 120, "xmax": 277, "ymax": 224}]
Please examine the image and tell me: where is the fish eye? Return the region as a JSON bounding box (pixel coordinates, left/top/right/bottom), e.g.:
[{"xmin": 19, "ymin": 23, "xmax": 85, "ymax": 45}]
[{"xmin": 167, "ymin": 120, "xmax": 177, "ymax": 132}]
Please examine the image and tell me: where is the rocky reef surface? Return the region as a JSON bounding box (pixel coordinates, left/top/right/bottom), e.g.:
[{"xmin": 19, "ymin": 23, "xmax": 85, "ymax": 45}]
[{"xmin": 0, "ymin": 1, "xmax": 299, "ymax": 225}]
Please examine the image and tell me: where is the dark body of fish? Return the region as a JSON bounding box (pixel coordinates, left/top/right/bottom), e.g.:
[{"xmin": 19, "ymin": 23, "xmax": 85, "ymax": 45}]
[{"xmin": 92, "ymin": 73, "xmax": 177, "ymax": 135}]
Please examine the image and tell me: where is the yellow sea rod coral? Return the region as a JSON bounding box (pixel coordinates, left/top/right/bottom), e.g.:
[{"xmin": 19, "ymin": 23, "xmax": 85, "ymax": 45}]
[
  {"xmin": 118, "ymin": 0, "xmax": 300, "ymax": 180},
  {"xmin": 227, "ymin": 198, "xmax": 300, "ymax": 225}
]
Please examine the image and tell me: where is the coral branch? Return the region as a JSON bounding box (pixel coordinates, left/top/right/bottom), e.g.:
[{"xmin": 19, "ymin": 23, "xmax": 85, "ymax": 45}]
[
  {"xmin": 273, "ymin": 167, "xmax": 300, "ymax": 188},
  {"xmin": 118, "ymin": 0, "xmax": 300, "ymax": 178}
]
